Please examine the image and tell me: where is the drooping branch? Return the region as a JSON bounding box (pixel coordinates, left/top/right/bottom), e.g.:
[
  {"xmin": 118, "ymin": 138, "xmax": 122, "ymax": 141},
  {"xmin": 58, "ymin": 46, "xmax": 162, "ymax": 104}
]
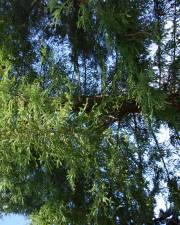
[
  {"xmin": 72, "ymin": 93, "xmax": 180, "ymax": 128},
  {"xmin": 73, "ymin": 95, "xmax": 139, "ymax": 130}
]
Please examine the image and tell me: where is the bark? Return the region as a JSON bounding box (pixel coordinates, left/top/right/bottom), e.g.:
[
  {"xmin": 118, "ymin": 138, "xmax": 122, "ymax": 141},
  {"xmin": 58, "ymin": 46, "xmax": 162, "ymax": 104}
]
[{"xmin": 72, "ymin": 93, "xmax": 180, "ymax": 130}]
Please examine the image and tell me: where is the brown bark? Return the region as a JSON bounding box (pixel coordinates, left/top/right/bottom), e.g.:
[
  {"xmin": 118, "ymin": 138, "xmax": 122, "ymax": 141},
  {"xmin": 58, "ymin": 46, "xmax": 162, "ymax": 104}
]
[
  {"xmin": 72, "ymin": 93, "xmax": 180, "ymax": 129},
  {"xmin": 73, "ymin": 93, "xmax": 179, "ymax": 114}
]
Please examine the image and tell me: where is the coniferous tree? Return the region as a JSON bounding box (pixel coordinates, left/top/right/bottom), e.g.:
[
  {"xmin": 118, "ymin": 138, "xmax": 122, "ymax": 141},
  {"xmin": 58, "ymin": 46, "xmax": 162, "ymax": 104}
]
[{"xmin": 0, "ymin": 0, "xmax": 179, "ymax": 224}]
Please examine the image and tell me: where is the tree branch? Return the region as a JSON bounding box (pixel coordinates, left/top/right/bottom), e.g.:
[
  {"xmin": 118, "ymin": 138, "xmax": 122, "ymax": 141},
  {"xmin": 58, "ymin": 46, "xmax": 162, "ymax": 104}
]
[{"xmin": 72, "ymin": 93, "xmax": 180, "ymax": 126}]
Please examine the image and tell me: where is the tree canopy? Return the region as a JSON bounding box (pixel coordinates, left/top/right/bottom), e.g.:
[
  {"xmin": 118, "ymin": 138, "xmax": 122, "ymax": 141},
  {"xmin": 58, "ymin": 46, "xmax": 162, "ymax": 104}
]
[{"xmin": 0, "ymin": 0, "xmax": 179, "ymax": 224}]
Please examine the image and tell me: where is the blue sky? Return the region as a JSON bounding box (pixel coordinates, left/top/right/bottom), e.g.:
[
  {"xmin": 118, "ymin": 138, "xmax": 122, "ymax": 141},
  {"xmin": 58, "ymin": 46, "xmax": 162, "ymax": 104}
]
[{"xmin": 0, "ymin": 214, "xmax": 29, "ymax": 225}]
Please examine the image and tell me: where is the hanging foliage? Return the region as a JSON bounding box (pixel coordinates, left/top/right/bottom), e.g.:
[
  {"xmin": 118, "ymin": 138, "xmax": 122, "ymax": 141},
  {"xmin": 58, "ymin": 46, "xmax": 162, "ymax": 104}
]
[{"xmin": 0, "ymin": 0, "xmax": 179, "ymax": 224}]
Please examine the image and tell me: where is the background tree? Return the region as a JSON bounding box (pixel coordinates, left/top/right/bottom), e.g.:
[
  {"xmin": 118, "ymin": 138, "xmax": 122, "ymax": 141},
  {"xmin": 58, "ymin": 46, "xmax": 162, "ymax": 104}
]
[{"xmin": 0, "ymin": 0, "xmax": 179, "ymax": 224}]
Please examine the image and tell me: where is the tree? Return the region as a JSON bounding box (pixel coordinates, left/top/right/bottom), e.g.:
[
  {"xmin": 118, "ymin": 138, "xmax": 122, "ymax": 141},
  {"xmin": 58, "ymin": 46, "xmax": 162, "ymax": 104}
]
[{"xmin": 0, "ymin": 0, "xmax": 179, "ymax": 224}]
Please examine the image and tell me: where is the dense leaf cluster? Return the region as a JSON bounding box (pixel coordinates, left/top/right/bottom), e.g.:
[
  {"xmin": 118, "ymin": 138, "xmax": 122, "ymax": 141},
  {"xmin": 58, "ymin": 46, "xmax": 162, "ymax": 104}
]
[{"xmin": 0, "ymin": 0, "xmax": 179, "ymax": 224}]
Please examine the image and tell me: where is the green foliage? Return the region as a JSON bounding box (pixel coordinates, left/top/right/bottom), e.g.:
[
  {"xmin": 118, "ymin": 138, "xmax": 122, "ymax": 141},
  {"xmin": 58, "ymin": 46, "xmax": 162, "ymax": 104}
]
[
  {"xmin": 0, "ymin": 0, "xmax": 179, "ymax": 224},
  {"xmin": 128, "ymin": 71, "xmax": 166, "ymax": 115}
]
